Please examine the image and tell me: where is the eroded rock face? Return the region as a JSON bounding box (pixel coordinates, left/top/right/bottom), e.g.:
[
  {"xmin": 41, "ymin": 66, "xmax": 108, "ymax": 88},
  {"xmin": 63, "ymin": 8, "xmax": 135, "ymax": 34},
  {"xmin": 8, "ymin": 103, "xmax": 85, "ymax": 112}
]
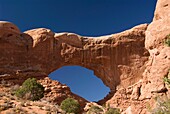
[
  {"xmin": 153, "ymin": 0, "xmax": 170, "ymax": 21},
  {"xmin": 141, "ymin": 0, "xmax": 170, "ymax": 100},
  {"xmin": 107, "ymin": 0, "xmax": 170, "ymax": 113},
  {"xmin": 38, "ymin": 77, "xmax": 87, "ymax": 107}
]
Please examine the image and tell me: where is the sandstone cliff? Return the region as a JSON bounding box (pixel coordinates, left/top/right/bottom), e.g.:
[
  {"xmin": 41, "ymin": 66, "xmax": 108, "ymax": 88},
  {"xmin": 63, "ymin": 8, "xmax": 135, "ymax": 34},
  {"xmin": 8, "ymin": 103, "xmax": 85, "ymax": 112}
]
[
  {"xmin": 0, "ymin": 0, "xmax": 169, "ymax": 113},
  {"xmin": 108, "ymin": 0, "xmax": 170, "ymax": 113}
]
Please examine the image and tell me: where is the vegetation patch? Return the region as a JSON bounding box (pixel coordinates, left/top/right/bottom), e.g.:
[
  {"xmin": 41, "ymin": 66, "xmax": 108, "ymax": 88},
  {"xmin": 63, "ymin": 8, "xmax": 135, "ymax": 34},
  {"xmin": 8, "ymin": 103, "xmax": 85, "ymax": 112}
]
[
  {"xmin": 60, "ymin": 98, "xmax": 80, "ymax": 114},
  {"xmin": 164, "ymin": 70, "xmax": 170, "ymax": 87},
  {"xmin": 151, "ymin": 97, "xmax": 170, "ymax": 114},
  {"xmin": 149, "ymin": 70, "xmax": 170, "ymax": 114},
  {"xmin": 87, "ymin": 105, "xmax": 103, "ymax": 114},
  {"xmin": 105, "ymin": 108, "xmax": 120, "ymax": 114},
  {"xmin": 15, "ymin": 78, "xmax": 44, "ymax": 101},
  {"xmin": 164, "ymin": 34, "xmax": 170, "ymax": 47}
]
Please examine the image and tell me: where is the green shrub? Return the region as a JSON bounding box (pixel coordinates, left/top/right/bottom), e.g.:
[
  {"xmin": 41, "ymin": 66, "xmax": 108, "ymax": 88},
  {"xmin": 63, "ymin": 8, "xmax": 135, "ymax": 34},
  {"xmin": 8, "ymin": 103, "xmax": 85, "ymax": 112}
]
[
  {"xmin": 15, "ymin": 78, "xmax": 44, "ymax": 101},
  {"xmin": 165, "ymin": 34, "xmax": 170, "ymax": 47},
  {"xmin": 150, "ymin": 71, "xmax": 170, "ymax": 114},
  {"xmin": 151, "ymin": 97, "xmax": 170, "ymax": 114},
  {"xmin": 164, "ymin": 70, "xmax": 170, "ymax": 87},
  {"xmin": 105, "ymin": 108, "xmax": 120, "ymax": 114},
  {"xmin": 87, "ymin": 105, "xmax": 103, "ymax": 114},
  {"xmin": 60, "ymin": 98, "xmax": 80, "ymax": 114},
  {"xmin": 164, "ymin": 77, "xmax": 170, "ymax": 87}
]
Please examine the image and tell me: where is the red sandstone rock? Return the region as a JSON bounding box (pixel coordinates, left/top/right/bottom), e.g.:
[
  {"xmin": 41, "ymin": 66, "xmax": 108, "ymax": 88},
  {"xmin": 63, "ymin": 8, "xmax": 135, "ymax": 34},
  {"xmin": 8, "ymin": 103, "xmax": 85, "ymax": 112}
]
[
  {"xmin": 153, "ymin": 0, "xmax": 170, "ymax": 21},
  {"xmin": 140, "ymin": 0, "xmax": 170, "ymax": 101},
  {"xmin": 38, "ymin": 77, "xmax": 87, "ymax": 107},
  {"xmin": 107, "ymin": 0, "xmax": 170, "ymax": 112}
]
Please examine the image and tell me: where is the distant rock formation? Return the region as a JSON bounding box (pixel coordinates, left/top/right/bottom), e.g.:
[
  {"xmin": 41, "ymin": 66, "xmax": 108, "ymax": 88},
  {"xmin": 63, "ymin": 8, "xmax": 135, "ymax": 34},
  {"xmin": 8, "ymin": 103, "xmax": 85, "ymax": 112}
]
[{"xmin": 0, "ymin": 0, "xmax": 169, "ymax": 113}]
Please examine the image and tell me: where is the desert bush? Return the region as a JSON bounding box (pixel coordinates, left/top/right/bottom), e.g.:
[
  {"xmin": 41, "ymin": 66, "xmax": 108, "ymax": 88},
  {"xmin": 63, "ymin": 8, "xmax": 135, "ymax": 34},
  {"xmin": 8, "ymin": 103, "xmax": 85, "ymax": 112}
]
[
  {"xmin": 105, "ymin": 108, "xmax": 120, "ymax": 114},
  {"xmin": 60, "ymin": 98, "xmax": 80, "ymax": 114},
  {"xmin": 164, "ymin": 78, "xmax": 170, "ymax": 87},
  {"xmin": 164, "ymin": 70, "xmax": 170, "ymax": 86},
  {"xmin": 151, "ymin": 97, "xmax": 170, "ymax": 114},
  {"xmin": 165, "ymin": 34, "xmax": 170, "ymax": 47},
  {"xmin": 15, "ymin": 78, "xmax": 44, "ymax": 101},
  {"xmin": 87, "ymin": 105, "xmax": 103, "ymax": 114},
  {"xmin": 150, "ymin": 71, "xmax": 170, "ymax": 114}
]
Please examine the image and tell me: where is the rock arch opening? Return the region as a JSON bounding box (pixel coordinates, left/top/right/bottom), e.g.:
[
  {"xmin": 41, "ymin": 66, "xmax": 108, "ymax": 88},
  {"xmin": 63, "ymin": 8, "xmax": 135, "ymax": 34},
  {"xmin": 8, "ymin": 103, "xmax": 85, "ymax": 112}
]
[{"xmin": 49, "ymin": 66, "xmax": 110, "ymax": 102}]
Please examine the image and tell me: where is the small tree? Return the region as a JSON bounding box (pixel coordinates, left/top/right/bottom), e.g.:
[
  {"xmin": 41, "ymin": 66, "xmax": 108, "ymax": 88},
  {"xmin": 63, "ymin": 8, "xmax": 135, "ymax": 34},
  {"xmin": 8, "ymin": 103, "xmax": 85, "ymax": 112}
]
[
  {"xmin": 60, "ymin": 98, "xmax": 80, "ymax": 114},
  {"xmin": 15, "ymin": 78, "xmax": 44, "ymax": 101}
]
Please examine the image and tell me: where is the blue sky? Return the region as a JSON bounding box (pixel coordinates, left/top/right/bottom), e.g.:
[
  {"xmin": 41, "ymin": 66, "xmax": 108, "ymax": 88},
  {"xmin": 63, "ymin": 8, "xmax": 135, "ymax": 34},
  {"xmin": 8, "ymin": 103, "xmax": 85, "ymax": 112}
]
[{"xmin": 0, "ymin": 0, "xmax": 157, "ymax": 101}]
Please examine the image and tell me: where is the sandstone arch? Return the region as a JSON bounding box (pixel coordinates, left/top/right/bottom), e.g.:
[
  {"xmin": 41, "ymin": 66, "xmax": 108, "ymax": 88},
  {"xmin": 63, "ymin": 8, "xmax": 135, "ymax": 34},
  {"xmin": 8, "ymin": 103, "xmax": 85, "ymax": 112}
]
[{"xmin": 0, "ymin": 21, "xmax": 149, "ymax": 95}]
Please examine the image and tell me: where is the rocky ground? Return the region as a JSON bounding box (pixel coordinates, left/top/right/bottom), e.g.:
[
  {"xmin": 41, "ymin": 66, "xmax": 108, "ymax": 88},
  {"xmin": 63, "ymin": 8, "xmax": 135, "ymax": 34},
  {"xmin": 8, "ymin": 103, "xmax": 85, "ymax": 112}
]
[
  {"xmin": 0, "ymin": 78, "xmax": 118, "ymax": 114},
  {"xmin": 0, "ymin": 84, "xmax": 64, "ymax": 114},
  {"xmin": 0, "ymin": 79, "xmax": 67, "ymax": 114}
]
